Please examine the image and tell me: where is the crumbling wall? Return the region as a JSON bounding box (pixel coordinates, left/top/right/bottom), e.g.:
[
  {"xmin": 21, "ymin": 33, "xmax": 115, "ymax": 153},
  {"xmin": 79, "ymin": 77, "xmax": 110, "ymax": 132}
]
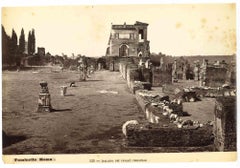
[
  {"xmin": 205, "ymin": 67, "xmax": 227, "ymax": 87},
  {"xmin": 152, "ymin": 69, "xmax": 172, "ymax": 87},
  {"xmin": 113, "ymin": 61, "xmax": 120, "ymax": 71},
  {"xmin": 108, "ymin": 57, "xmax": 120, "ymax": 71},
  {"xmin": 230, "ymin": 71, "xmax": 236, "ymax": 86},
  {"xmin": 119, "ymin": 62, "xmax": 124, "ymax": 77},
  {"xmin": 214, "ymin": 96, "xmax": 236, "ymax": 151},
  {"xmin": 126, "ymin": 123, "xmax": 213, "ymax": 147},
  {"xmin": 139, "ymin": 67, "xmax": 152, "ymax": 83},
  {"xmin": 126, "ymin": 66, "xmax": 140, "ymax": 88}
]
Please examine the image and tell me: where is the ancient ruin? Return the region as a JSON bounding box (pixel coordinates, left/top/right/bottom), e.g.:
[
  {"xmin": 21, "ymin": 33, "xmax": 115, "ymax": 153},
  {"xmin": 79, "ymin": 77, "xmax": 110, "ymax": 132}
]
[
  {"xmin": 117, "ymin": 48, "xmax": 236, "ymax": 151},
  {"xmin": 2, "ymin": 18, "xmax": 237, "ymax": 156},
  {"xmin": 37, "ymin": 81, "xmax": 52, "ymax": 112},
  {"xmin": 106, "ymin": 21, "xmax": 150, "ymax": 57}
]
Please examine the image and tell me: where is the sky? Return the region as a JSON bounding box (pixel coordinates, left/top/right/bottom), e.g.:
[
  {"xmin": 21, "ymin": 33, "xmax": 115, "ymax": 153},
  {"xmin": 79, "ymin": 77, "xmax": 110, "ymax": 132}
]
[{"xmin": 1, "ymin": 3, "xmax": 236, "ymax": 57}]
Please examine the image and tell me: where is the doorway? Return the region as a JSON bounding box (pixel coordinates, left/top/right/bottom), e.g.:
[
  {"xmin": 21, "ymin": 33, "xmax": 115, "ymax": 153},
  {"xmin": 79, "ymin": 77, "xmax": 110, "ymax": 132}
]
[{"xmin": 119, "ymin": 44, "xmax": 129, "ymax": 57}]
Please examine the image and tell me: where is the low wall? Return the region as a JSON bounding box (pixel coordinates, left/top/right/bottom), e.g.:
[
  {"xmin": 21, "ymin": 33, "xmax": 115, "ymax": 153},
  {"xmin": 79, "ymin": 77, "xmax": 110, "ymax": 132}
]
[{"xmin": 126, "ymin": 123, "xmax": 213, "ymax": 147}]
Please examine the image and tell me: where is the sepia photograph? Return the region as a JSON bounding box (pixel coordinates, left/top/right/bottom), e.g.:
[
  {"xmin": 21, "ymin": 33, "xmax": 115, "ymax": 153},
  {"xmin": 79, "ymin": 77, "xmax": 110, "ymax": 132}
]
[{"xmin": 1, "ymin": 0, "xmax": 238, "ymax": 165}]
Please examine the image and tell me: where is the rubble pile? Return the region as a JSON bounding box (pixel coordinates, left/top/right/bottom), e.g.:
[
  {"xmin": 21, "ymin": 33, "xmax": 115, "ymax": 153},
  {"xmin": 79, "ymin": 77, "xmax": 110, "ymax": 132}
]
[
  {"xmin": 119, "ymin": 59, "xmax": 236, "ymax": 149},
  {"xmin": 184, "ymin": 85, "xmax": 236, "ymax": 98},
  {"xmin": 125, "ymin": 88, "xmax": 215, "ymax": 147},
  {"xmin": 174, "ymin": 89, "xmax": 200, "ymax": 102}
]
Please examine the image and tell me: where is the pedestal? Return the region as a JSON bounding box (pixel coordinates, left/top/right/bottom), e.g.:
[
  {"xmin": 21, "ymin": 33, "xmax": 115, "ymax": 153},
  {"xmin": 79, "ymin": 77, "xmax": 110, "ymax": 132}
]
[
  {"xmin": 37, "ymin": 93, "xmax": 52, "ymax": 112},
  {"xmin": 60, "ymin": 86, "xmax": 67, "ymax": 96},
  {"xmin": 37, "ymin": 81, "xmax": 52, "ymax": 112}
]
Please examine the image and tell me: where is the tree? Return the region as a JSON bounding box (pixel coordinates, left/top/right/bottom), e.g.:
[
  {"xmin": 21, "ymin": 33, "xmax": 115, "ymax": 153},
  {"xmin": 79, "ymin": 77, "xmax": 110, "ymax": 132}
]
[
  {"xmin": 27, "ymin": 29, "xmax": 36, "ymax": 55},
  {"xmin": 27, "ymin": 31, "xmax": 32, "ymax": 55},
  {"xmin": 9, "ymin": 29, "xmax": 18, "ymax": 65},
  {"xmin": 31, "ymin": 29, "xmax": 35, "ymax": 54},
  {"xmin": 19, "ymin": 28, "xmax": 25, "ymax": 54},
  {"xmin": 2, "ymin": 25, "xmax": 11, "ymax": 65}
]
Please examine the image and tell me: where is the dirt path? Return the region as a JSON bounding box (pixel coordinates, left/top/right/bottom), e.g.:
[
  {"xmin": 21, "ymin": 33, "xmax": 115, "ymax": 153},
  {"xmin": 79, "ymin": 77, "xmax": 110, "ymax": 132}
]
[{"xmin": 3, "ymin": 70, "xmax": 145, "ymax": 154}]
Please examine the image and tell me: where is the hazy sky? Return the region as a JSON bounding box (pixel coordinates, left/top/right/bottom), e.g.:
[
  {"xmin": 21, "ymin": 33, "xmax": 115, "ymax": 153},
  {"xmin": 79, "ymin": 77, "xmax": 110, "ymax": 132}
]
[{"xmin": 2, "ymin": 4, "xmax": 236, "ymax": 57}]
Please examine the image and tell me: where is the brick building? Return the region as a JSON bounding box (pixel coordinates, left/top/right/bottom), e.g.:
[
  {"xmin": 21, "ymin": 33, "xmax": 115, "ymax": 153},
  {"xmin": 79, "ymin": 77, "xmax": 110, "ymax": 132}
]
[{"xmin": 106, "ymin": 21, "xmax": 150, "ymax": 57}]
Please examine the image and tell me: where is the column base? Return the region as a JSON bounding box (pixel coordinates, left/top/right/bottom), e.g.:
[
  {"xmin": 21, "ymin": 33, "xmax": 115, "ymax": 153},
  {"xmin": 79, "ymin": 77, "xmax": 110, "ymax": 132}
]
[{"xmin": 37, "ymin": 106, "xmax": 52, "ymax": 112}]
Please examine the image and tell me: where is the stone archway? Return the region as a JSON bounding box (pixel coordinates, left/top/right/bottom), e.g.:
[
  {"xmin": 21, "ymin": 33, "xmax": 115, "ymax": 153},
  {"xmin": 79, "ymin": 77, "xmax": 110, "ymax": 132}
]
[{"xmin": 119, "ymin": 44, "xmax": 129, "ymax": 57}]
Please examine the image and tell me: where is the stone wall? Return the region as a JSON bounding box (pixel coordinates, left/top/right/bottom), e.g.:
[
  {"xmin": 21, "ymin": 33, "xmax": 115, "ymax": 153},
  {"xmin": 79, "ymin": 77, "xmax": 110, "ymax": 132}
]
[
  {"xmin": 205, "ymin": 67, "xmax": 227, "ymax": 87},
  {"xmin": 126, "ymin": 123, "xmax": 213, "ymax": 147},
  {"xmin": 131, "ymin": 89, "xmax": 214, "ymax": 147},
  {"xmin": 139, "ymin": 67, "xmax": 152, "ymax": 83},
  {"xmin": 152, "ymin": 69, "xmax": 172, "ymax": 87},
  {"xmin": 214, "ymin": 96, "xmax": 236, "ymax": 151},
  {"xmin": 110, "ymin": 30, "xmax": 139, "ymax": 57},
  {"xmin": 126, "ymin": 66, "xmax": 139, "ymax": 88}
]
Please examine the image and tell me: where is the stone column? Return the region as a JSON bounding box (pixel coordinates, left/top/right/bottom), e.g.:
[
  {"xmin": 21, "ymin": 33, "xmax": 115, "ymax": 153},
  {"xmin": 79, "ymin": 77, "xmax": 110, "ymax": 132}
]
[
  {"xmin": 172, "ymin": 60, "xmax": 178, "ymax": 83},
  {"xmin": 159, "ymin": 57, "xmax": 164, "ymax": 70},
  {"xmin": 193, "ymin": 61, "xmax": 199, "ymax": 81},
  {"xmin": 226, "ymin": 61, "xmax": 235, "ymax": 85},
  {"xmin": 199, "ymin": 59, "xmax": 207, "ymax": 86},
  {"xmin": 37, "ymin": 81, "xmax": 52, "ymax": 112},
  {"xmin": 98, "ymin": 63, "xmax": 102, "ymax": 71},
  {"xmin": 182, "ymin": 63, "xmax": 187, "ymax": 80}
]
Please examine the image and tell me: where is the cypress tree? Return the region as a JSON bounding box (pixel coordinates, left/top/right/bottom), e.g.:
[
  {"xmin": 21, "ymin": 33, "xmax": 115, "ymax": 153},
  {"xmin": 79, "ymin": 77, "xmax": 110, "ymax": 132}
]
[
  {"xmin": 2, "ymin": 25, "xmax": 10, "ymax": 65},
  {"xmin": 19, "ymin": 28, "xmax": 25, "ymax": 54},
  {"xmin": 31, "ymin": 29, "xmax": 35, "ymax": 54},
  {"xmin": 27, "ymin": 31, "xmax": 32, "ymax": 55},
  {"xmin": 10, "ymin": 29, "xmax": 18, "ymax": 65}
]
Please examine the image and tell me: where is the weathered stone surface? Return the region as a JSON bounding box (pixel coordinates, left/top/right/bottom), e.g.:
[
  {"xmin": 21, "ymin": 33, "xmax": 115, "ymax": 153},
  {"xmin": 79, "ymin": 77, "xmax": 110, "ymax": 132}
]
[
  {"xmin": 140, "ymin": 67, "xmax": 152, "ymax": 83},
  {"xmin": 214, "ymin": 96, "xmax": 236, "ymax": 151},
  {"xmin": 37, "ymin": 81, "xmax": 52, "ymax": 112},
  {"xmin": 152, "ymin": 69, "xmax": 172, "ymax": 87},
  {"xmin": 126, "ymin": 68, "xmax": 140, "ymax": 88},
  {"xmin": 126, "ymin": 123, "xmax": 213, "ymax": 147},
  {"xmin": 205, "ymin": 66, "xmax": 227, "ymax": 87},
  {"xmin": 106, "ymin": 22, "xmax": 150, "ymax": 57}
]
